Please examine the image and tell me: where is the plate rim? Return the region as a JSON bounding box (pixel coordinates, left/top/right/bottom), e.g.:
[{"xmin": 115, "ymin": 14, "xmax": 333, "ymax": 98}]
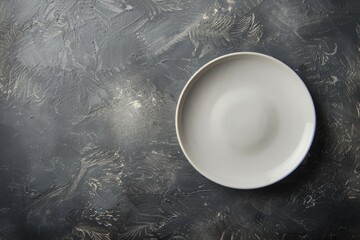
[{"xmin": 175, "ymin": 51, "xmax": 316, "ymax": 189}]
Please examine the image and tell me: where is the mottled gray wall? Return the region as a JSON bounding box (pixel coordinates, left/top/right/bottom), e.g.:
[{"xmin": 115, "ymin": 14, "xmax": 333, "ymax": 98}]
[{"xmin": 0, "ymin": 0, "xmax": 359, "ymax": 239}]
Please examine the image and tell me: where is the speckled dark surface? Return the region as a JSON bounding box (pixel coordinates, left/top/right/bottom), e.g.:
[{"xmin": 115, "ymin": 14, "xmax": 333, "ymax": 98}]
[{"xmin": 0, "ymin": 0, "xmax": 359, "ymax": 239}]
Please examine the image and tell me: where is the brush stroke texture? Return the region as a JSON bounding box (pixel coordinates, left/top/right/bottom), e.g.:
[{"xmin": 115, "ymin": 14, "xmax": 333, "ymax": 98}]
[{"xmin": 0, "ymin": 0, "xmax": 360, "ymax": 239}]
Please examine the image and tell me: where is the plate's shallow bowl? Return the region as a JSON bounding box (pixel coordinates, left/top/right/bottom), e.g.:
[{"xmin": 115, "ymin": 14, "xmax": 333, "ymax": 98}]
[{"xmin": 176, "ymin": 52, "xmax": 316, "ymax": 189}]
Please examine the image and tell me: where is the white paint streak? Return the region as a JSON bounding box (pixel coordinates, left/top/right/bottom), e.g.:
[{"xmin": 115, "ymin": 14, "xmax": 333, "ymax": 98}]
[{"xmin": 130, "ymin": 100, "xmax": 142, "ymax": 109}]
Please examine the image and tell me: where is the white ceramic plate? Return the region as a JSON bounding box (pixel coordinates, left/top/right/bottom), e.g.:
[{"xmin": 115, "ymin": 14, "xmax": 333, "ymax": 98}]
[{"xmin": 176, "ymin": 52, "xmax": 316, "ymax": 189}]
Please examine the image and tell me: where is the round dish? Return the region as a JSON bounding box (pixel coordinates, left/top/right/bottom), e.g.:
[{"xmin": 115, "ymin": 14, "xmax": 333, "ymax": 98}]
[{"xmin": 175, "ymin": 52, "xmax": 316, "ymax": 189}]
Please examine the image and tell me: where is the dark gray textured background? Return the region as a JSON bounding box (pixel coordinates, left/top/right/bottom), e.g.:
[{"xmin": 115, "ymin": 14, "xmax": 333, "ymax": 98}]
[{"xmin": 0, "ymin": 0, "xmax": 359, "ymax": 239}]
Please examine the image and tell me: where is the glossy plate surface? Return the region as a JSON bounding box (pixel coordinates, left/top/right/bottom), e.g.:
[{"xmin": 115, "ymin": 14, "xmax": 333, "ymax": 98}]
[{"xmin": 176, "ymin": 52, "xmax": 316, "ymax": 189}]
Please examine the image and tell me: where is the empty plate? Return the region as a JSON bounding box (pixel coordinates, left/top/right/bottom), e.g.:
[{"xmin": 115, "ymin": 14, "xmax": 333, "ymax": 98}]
[{"xmin": 176, "ymin": 52, "xmax": 316, "ymax": 189}]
